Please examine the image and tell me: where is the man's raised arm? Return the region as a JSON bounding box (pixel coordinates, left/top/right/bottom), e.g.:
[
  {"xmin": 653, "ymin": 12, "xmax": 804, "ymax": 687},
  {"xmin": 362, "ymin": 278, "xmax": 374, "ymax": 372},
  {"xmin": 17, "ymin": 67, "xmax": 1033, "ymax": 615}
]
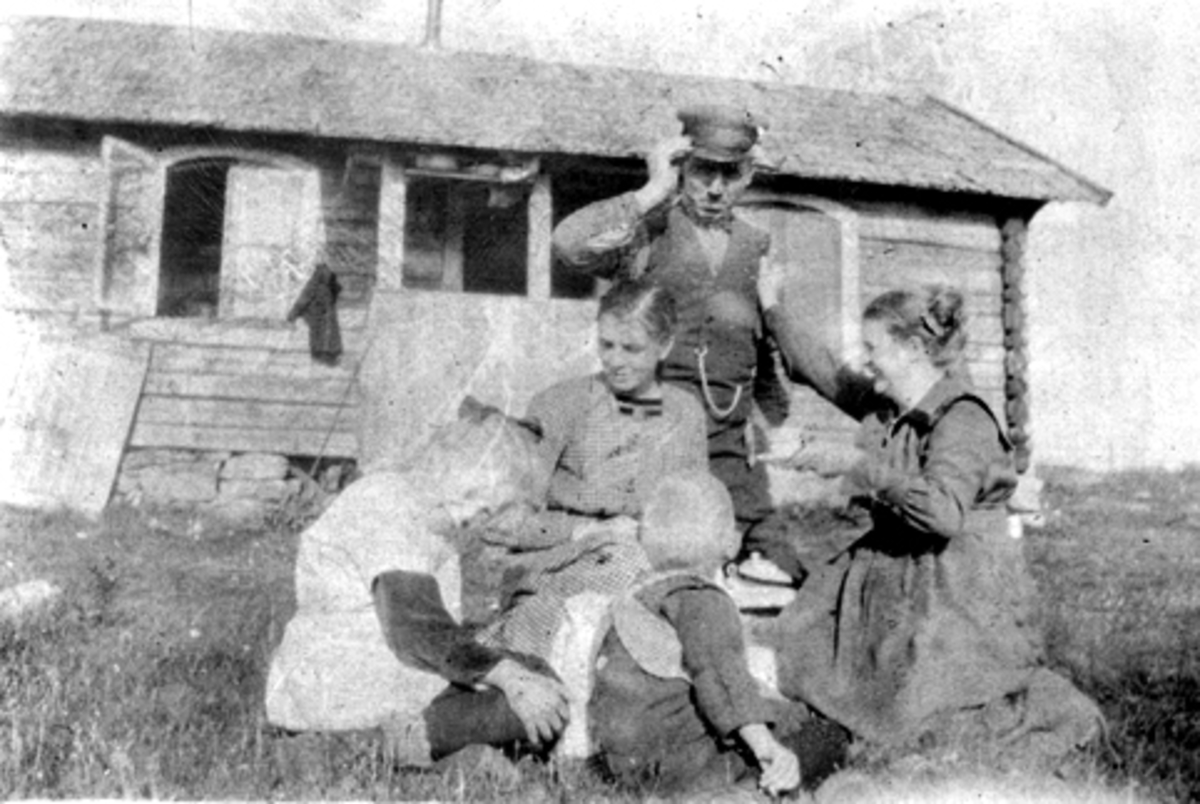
[{"xmin": 552, "ymin": 135, "xmax": 692, "ymax": 277}]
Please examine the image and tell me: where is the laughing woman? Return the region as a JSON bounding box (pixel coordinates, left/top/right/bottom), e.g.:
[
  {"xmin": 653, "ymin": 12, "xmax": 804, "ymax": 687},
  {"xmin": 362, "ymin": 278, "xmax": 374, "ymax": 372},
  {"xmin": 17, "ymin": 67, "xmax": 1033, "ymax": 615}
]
[{"xmin": 760, "ymin": 279, "xmax": 1104, "ymax": 770}]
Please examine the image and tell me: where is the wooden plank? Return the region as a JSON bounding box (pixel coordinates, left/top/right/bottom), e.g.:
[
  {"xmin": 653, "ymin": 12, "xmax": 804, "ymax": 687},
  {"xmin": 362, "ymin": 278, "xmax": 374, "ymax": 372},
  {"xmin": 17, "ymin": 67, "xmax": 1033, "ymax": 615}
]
[
  {"xmin": 859, "ymin": 239, "xmax": 1002, "ymax": 294},
  {"xmin": 99, "ymin": 136, "xmax": 163, "ymax": 316},
  {"xmin": 129, "ymin": 319, "xmax": 308, "ymax": 350},
  {"xmin": 127, "ymin": 310, "xmax": 369, "ymax": 345},
  {"xmin": 0, "ymin": 334, "xmax": 149, "ymax": 515},
  {"xmin": 129, "ymin": 421, "xmax": 357, "ymax": 458},
  {"xmin": 0, "ymin": 153, "xmax": 103, "ymax": 217},
  {"xmin": 6, "ymin": 256, "xmax": 95, "ymax": 285},
  {"xmin": 5, "ymin": 276, "xmax": 95, "ymax": 311},
  {"xmin": 376, "ymin": 160, "xmax": 406, "ymax": 291},
  {"xmin": 0, "ymin": 166, "xmax": 105, "ymax": 203},
  {"xmin": 149, "ymin": 342, "xmax": 364, "ymax": 378},
  {"xmin": 136, "ymin": 395, "xmax": 356, "ymax": 433},
  {"xmin": 527, "ymin": 174, "xmax": 552, "ymax": 300},
  {"xmin": 0, "ymin": 200, "xmax": 102, "ymax": 242},
  {"xmin": 3, "ymin": 237, "xmax": 102, "ymax": 267},
  {"xmin": 0, "ymin": 150, "xmax": 102, "ymax": 175},
  {"xmin": 144, "ymin": 371, "xmax": 360, "ymax": 405},
  {"xmin": 856, "ymin": 202, "xmax": 1002, "ymax": 252}
]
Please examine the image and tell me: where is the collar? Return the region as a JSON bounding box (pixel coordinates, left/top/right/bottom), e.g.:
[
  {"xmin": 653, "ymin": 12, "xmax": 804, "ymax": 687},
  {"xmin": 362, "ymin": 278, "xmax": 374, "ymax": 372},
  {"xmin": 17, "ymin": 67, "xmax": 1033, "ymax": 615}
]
[
  {"xmin": 589, "ymin": 374, "xmax": 665, "ymax": 419},
  {"xmin": 896, "ymin": 374, "xmax": 978, "ymax": 433}
]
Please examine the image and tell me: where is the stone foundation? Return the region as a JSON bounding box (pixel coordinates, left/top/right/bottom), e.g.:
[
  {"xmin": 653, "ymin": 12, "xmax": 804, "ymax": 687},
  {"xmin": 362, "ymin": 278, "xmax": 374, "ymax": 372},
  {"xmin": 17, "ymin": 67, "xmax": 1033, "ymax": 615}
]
[{"xmin": 116, "ymin": 448, "xmax": 304, "ymax": 522}]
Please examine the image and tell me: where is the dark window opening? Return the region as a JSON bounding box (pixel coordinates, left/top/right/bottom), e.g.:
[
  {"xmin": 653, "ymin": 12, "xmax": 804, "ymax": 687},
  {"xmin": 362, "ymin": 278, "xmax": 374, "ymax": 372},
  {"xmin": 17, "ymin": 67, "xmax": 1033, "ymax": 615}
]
[
  {"xmin": 401, "ymin": 177, "xmax": 448, "ymax": 290},
  {"xmin": 550, "ymin": 169, "xmax": 644, "ymax": 299},
  {"xmin": 157, "ymin": 159, "xmax": 233, "ymax": 317},
  {"xmin": 402, "ymin": 177, "xmax": 529, "ymax": 296}
]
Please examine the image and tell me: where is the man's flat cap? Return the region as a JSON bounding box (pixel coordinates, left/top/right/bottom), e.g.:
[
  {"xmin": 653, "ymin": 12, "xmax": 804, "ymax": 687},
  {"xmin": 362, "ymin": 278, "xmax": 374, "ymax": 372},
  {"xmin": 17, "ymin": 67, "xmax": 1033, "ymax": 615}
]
[{"xmin": 678, "ymin": 105, "xmax": 764, "ymax": 162}]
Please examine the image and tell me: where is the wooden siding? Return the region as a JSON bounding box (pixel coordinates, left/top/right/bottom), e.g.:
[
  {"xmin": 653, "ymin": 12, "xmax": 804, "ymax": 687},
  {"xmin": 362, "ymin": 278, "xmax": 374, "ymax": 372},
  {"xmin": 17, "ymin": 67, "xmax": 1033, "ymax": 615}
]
[
  {"xmin": 2, "ymin": 129, "xmax": 382, "ymax": 461},
  {"xmin": 0, "ymin": 145, "xmax": 105, "ymax": 312},
  {"xmin": 763, "ymin": 199, "xmax": 1008, "ymax": 462},
  {"xmin": 322, "ymin": 153, "xmax": 380, "ymax": 303},
  {"xmin": 127, "ymin": 314, "xmax": 366, "ymax": 458},
  {"xmin": 857, "ymin": 201, "xmax": 1007, "ymax": 417}
]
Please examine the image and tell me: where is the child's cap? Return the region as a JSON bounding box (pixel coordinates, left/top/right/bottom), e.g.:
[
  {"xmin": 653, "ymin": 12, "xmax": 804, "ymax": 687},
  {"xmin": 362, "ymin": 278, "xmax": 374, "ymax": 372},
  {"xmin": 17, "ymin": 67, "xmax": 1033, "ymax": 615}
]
[{"xmin": 641, "ymin": 470, "xmax": 739, "ymax": 571}]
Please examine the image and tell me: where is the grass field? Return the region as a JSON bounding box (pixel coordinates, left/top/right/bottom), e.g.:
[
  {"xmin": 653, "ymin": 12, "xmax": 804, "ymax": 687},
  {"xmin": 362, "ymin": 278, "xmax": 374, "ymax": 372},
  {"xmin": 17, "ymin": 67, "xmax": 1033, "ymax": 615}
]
[{"xmin": 0, "ymin": 466, "xmax": 1196, "ymax": 802}]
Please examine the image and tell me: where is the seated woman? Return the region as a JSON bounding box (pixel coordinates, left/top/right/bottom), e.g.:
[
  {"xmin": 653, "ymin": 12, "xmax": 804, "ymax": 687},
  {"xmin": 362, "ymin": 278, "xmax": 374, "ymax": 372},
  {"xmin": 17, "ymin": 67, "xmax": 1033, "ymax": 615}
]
[
  {"xmin": 528, "ymin": 276, "xmax": 709, "ymax": 527},
  {"xmin": 478, "ymin": 277, "xmax": 709, "ymax": 663},
  {"xmin": 759, "ymin": 279, "xmax": 1104, "ymax": 769}
]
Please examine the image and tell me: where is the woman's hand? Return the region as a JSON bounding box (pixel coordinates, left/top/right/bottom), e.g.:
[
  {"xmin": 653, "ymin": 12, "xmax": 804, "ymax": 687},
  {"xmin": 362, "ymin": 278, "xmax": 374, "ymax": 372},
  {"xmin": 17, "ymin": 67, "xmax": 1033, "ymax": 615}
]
[
  {"xmin": 634, "ymin": 135, "xmax": 692, "ymax": 213},
  {"xmin": 484, "ymin": 659, "xmax": 571, "ymax": 746},
  {"xmin": 739, "ymin": 723, "xmax": 801, "ymax": 796},
  {"xmin": 842, "ymin": 454, "xmax": 904, "ymax": 499}
]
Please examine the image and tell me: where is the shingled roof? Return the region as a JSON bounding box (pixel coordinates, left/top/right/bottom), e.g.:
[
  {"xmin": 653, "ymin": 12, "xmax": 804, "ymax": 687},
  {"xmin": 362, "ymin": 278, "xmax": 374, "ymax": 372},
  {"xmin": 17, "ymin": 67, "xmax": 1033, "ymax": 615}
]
[{"xmin": 0, "ymin": 16, "xmax": 1110, "ymax": 204}]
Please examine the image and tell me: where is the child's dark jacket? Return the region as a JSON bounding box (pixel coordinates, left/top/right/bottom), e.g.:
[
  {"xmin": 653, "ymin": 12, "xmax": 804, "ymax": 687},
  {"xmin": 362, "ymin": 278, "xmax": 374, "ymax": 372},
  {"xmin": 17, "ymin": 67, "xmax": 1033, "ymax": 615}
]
[{"xmin": 588, "ymin": 572, "xmax": 778, "ymax": 788}]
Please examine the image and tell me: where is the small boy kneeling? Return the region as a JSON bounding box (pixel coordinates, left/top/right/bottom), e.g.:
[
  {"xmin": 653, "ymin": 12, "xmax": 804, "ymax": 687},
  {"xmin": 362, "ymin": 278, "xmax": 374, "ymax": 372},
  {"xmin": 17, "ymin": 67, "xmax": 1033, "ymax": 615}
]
[{"xmin": 589, "ymin": 469, "xmax": 849, "ymax": 797}]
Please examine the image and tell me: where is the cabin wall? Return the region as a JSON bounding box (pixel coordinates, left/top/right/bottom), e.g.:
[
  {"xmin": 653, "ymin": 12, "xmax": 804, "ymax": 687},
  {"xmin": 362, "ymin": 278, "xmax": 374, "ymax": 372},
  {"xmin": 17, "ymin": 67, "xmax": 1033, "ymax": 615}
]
[
  {"xmin": 1, "ymin": 118, "xmax": 1031, "ymax": 512},
  {"xmin": 0, "ymin": 122, "xmax": 374, "ymax": 515},
  {"xmin": 0, "ymin": 124, "xmax": 104, "ymax": 316}
]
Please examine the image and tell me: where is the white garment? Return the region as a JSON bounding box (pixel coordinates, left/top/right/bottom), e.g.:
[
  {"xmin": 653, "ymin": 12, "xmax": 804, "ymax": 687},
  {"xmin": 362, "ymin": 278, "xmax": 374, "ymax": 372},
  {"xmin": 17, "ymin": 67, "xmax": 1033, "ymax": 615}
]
[{"xmin": 265, "ymin": 473, "xmax": 462, "ymax": 735}]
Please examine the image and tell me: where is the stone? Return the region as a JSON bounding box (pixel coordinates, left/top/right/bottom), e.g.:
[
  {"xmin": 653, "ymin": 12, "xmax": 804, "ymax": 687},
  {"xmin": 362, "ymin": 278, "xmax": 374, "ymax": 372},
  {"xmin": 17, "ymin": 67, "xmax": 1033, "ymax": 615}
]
[
  {"xmin": 221, "ymin": 453, "xmax": 289, "ymax": 481},
  {"xmin": 136, "ymin": 464, "xmax": 219, "ymax": 503},
  {"xmin": 218, "ymin": 478, "xmax": 297, "ymax": 502},
  {"xmin": 121, "ymin": 448, "xmax": 197, "ymax": 471}
]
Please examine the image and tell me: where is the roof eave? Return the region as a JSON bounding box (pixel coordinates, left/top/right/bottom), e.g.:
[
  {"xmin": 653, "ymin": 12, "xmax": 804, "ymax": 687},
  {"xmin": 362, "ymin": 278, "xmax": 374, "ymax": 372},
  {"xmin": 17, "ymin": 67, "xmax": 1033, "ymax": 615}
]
[{"xmin": 926, "ymin": 96, "xmax": 1113, "ymax": 207}]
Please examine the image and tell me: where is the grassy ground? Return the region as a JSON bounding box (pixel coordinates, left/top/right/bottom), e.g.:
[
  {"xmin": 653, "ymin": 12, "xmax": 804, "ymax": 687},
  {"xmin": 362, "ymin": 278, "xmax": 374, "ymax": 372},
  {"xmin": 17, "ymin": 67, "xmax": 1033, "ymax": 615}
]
[{"xmin": 0, "ymin": 466, "xmax": 1196, "ymax": 802}]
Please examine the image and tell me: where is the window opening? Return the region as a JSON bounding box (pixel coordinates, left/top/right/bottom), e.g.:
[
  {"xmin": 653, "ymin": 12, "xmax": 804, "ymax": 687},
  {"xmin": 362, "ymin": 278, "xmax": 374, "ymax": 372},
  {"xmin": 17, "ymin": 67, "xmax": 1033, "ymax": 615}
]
[
  {"xmin": 157, "ymin": 158, "xmax": 233, "ymax": 317},
  {"xmin": 402, "ymin": 177, "xmax": 529, "ymax": 295}
]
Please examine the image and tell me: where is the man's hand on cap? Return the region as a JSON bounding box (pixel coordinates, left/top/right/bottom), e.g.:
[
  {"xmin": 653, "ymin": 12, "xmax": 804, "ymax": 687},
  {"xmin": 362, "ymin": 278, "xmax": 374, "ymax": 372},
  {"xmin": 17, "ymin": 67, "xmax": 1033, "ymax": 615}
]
[{"xmin": 636, "ymin": 135, "xmax": 693, "ymax": 213}]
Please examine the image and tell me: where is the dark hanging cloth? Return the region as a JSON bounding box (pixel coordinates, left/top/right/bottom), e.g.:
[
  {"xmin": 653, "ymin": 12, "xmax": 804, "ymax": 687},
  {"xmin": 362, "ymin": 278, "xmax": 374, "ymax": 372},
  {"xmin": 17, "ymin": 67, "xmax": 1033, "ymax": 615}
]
[{"xmin": 287, "ymin": 263, "xmax": 342, "ymax": 365}]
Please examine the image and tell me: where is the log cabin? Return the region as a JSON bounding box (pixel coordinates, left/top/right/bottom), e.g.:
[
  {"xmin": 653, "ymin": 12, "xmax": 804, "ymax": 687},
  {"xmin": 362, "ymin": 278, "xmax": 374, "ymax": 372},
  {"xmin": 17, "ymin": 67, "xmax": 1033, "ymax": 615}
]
[{"xmin": 0, "ymin": 16, "xmax": 1110, "ymax": 511}]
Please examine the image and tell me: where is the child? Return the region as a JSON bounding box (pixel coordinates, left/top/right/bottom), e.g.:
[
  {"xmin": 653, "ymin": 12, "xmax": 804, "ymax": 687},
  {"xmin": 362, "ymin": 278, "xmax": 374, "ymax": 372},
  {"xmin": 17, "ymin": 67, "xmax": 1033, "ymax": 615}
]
[{"xmin": 588, "ymin": 469, "xmax": 849, "ymax": 797}]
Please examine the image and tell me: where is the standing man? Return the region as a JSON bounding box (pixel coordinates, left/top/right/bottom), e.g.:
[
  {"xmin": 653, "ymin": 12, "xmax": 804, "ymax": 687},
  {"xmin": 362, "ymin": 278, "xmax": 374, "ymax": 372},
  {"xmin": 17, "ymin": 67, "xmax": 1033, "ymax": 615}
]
[{"xmin": 553, "ymin": 105, "xmax": 786, "ymax": 559}]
